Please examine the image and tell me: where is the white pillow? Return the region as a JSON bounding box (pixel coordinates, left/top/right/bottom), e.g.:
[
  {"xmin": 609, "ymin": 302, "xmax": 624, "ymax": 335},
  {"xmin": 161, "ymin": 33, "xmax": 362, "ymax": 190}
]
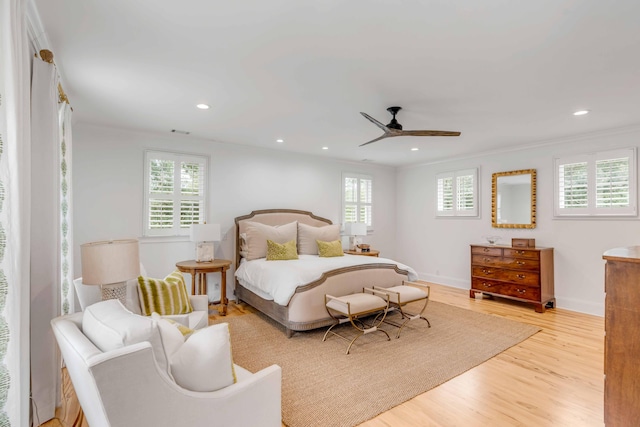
[
  {"xmin": 243, "ymin": 221, "xmax": 297, "ymax": 260},
  {"xmin": 151, "ymin": 312, "xmax": 186, "ymax": 358},
  {"xmin": 298, "ymin": 223, "xmax": 340, "ymax": 255},
  {"xmin": 170, "ymin": 323, "xmax": 237, "ymax": 392},
  {"xmin": 82, "ymin": 300, "xmax": 170, "ymax": 375}
]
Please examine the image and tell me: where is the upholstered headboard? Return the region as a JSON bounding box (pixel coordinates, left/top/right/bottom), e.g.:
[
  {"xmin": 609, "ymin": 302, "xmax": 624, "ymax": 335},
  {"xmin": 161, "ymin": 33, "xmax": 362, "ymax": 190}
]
[{"xmin": 234, "ymin": 209, "xmax": 332, "ymax": 268}]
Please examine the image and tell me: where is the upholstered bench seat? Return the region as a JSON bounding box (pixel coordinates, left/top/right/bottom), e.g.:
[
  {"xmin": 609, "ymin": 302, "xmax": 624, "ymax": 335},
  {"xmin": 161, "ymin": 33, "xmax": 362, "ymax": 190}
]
[
  {"xmin": 323, "ymin": 288, "xmax": 390, "ymax": 354},
  {"xmin": 374, "ymin": 281, "xmax": 431, "ymax": 338}
]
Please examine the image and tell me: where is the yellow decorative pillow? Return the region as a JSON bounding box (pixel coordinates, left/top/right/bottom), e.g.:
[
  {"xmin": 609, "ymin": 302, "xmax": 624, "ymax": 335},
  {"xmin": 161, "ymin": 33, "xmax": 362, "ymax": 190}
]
[
  {"xmin": 266, "ymin": 239, "xmax": 299, "ymax": 260},
  {"xmin": 317, "ymin": 240, "xmax": 344, "ymax": 257},
  {"xmin": 137, "ymin": 270, "xmax": 194, "ymax": 316}
]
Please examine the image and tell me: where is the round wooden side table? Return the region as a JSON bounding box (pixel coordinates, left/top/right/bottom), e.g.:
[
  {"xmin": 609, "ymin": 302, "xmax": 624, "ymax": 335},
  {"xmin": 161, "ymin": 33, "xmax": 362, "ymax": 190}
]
[{"xmin": 175, "ymin": 259, "xmax": 232, "ymax": 315}]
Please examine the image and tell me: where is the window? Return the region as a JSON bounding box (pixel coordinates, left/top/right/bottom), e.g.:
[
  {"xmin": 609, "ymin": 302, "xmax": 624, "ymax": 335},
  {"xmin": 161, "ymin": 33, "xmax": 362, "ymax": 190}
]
[
  {"xmin": 342, "ymin": 173, "xmax": 373, "ymax": 228},
  {"xmin": 555, "ymin": 148, "xmax": 636, "ymax": 217},
  {"xmin": 143, "ymin": 150, "xmax": 208, "ymax": 236},
  {"xmin": 436, "ymin": 168, "xmax": 479, "ymax": 217}
]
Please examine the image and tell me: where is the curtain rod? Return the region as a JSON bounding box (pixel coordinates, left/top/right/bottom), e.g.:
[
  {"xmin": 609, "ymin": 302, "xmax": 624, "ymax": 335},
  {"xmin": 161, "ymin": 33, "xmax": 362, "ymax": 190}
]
[{"xmin": 37, "ymin": 49, "xmax": 70, "ymax": 105}]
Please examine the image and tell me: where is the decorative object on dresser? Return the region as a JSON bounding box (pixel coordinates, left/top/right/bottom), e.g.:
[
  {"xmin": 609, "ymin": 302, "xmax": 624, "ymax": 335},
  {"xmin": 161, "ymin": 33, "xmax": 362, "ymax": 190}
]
[
  {"xmin": 190, "ymin": 223, "xmax": 221, "ymax": 262},
  {"xmin": 470, "ymin": 243, "xmax": 554, "ymax": 312},
  {"xmin": 80, "ymin": 239, "xmax": 140, "ymax": 305},
  {"xmin": 602, "ymin": 246, "xmax": 640, "ymax": 426}
]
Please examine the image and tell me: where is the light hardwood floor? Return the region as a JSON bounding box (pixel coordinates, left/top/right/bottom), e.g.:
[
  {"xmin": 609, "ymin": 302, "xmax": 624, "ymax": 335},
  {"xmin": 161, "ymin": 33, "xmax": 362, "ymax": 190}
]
[{"xmin": 43, "ymin": 283, "xmax": 604, "ymax": 427}]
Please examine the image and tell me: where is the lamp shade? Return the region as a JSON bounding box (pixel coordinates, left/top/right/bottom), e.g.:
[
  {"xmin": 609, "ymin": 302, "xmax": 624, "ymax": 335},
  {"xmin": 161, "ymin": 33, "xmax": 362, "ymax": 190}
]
[
  {"xmin": 345, "ymin": 222, "xmax": 367, "ymax": 236},
  {"xmin": 190, "ymin": 223, "xmax": 221, "ymax": 242},
  {"xmin": 80, "ymin": 239, "xmax": 140, "ymax": 285}
]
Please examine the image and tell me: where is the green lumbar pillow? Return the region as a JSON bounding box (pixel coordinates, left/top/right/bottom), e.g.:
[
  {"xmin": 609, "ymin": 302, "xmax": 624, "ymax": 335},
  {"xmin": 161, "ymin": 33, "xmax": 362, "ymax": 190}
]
[
  {"xmin": 137, "ymin": 270, "xmax": 194, "ymax": 316},
  {"xmin": 317, "ymin": 239, "xmax": 344, "ymax": 257},
  {"xmin": 266, "ymin": 239, "xmax": 299, "ymax": 260}
]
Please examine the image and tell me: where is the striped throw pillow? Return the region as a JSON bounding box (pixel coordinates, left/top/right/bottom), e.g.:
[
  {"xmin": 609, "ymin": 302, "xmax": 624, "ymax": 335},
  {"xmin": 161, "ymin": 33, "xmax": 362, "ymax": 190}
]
[{"xmin": 137, "ymin": 270, "xmax": 194, "ymax": 316}]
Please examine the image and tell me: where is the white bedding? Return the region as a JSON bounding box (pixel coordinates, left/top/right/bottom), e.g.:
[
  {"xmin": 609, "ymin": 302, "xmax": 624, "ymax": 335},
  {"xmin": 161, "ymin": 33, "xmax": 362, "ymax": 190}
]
[{"xmin": 235, "ymin": 254, "xmax": 418, "ymax": 305}]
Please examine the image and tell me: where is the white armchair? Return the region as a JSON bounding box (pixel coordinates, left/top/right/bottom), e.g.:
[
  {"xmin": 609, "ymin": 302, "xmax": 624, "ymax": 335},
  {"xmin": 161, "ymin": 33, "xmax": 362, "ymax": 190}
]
[
  {"xmin": 51, "ymin": 310, "xmax": 282, "ymax": 427},
  {"xmin": 73, "ymin": 271, "xmax": 209, "ymax": 330}
]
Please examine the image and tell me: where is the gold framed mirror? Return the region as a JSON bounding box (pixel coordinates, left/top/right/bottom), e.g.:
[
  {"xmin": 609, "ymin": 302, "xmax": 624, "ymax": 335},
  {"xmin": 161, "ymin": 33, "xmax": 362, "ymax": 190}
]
[{"xmin": 491, "ymin": 169, "xmax": 536, "ymax": 229}]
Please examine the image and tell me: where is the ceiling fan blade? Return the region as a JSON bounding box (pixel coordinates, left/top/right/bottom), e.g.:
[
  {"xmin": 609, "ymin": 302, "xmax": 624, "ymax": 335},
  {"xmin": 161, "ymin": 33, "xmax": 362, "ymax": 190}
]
[
  {"xmin": 359, "ymin": 133, "xmax": 390, "ymax": 147},
  {"xmin": 401, "ymin": 130, "xmax": 461, "ymax": 137},
  {"xmin": 360, "ymin": 112, "xmax": 390, "ymax": 133}
]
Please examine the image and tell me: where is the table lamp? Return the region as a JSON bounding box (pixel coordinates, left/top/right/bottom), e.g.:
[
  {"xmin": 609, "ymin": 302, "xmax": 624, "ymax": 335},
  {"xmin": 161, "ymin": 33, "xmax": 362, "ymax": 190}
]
[
  {"xmin": 190, "ymin": 223, "xmax": 221, "ymax": 262},
  {"xmin": 80, "ymin": 239, "xmax": 140, "ymax": 304},
  {"xmin": 345, "ymin": 223, "xmax": 367, "ymax": 252}
]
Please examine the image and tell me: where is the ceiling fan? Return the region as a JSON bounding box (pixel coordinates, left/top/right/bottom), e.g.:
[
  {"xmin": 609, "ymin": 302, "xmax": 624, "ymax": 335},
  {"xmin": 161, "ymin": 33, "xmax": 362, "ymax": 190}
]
[{"xmin": 359, "ymin": 106, "xmax": 461, "ymax": 146}]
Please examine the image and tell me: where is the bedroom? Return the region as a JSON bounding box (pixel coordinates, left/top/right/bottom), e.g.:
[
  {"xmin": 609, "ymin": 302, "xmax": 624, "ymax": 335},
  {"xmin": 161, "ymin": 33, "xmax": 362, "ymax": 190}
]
[{"xmin": 2, "ymin": 0, "xmax": 640, "ymax": 426}]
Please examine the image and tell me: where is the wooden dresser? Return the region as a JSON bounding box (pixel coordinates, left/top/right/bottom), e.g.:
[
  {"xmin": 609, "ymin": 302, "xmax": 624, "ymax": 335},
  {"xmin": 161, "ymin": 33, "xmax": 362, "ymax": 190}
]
[
  {"xmin": 602, "ymin": 246, "xmax": 640, "ymax": 426},
  {"xmin": 470, "ymin": 244, "xmax": 555, "ymax": 312}
]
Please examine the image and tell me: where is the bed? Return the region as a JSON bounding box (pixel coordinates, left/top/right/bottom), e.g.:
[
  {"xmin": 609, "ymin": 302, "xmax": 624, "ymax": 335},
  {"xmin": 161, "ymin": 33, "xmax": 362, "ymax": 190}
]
[{"xmin": 234, "ymin": 209, "xmax": 418, "ymax": 337}]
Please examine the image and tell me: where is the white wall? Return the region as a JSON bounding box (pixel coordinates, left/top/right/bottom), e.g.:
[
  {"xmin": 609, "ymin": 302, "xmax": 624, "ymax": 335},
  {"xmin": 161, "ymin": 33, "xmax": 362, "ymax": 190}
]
[
  {"xmin": 73, "ymin": 123, "xmax": 398, "ymax": 301},
  {"xmin": 397, "ymin": 127, "xmax": 640, "ymax": 316}
]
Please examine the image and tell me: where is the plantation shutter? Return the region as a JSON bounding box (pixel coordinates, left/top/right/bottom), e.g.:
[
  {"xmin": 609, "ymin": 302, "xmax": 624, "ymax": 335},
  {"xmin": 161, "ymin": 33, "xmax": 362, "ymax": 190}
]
[
  {"xmin": 144, "ymin": 151, "xmax": 208, "ymax": 236},
  {"xmin": 555, "ymin": 148, "xmax": 636, "ymax": 217},
  {"xmin": 437, "ymin": 175, "xmax": 454, "ymax": 214},
  {"xmin": 437, "ymin": 168, "xmax": 478, "ymax": 217},
  {"xmin": 343, "ymin": 173, "xmax": 373, "ymax": 227},
  {"xmin": 558, "ymin": 161, "xmax": 588, "ymax": 210},
  {"xmin": 596, "ymin": 157, "xmax": 629, "ymax": 209}
]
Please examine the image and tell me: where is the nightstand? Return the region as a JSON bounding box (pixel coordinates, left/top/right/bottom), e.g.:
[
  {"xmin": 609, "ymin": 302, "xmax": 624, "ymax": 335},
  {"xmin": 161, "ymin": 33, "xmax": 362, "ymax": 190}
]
[
  {"xmin": 344, "ymin": 249, "xmax": 380, "ymax": 257},
  {"xmin": 175, "ymin": 259, "xmax": 232, "ymax": 315}
]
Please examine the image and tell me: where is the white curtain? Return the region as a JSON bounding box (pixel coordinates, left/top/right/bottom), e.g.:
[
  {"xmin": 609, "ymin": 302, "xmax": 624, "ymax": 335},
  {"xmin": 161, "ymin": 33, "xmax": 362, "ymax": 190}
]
[
  {"xmin": 0, "ymin": 0, "xmax": 32, "ymax": 425},
  {"xmin": 59, "ymin": 102, "xmax": 74, "ymax": 315},
  {"xmin": 30, "ymin": 57, "xmax": 60, "ymax": 424}
]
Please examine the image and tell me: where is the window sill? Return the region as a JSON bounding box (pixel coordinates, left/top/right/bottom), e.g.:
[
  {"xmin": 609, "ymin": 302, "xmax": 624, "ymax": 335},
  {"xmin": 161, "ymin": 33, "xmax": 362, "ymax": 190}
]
[{"xmin": 139, "ymin": 235, "xmax": 191, "ymax": 244}]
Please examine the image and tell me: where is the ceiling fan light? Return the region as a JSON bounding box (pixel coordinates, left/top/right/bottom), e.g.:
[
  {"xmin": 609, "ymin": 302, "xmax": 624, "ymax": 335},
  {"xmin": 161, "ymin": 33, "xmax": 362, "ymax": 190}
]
[
  {"xmin": 411, "ymin": 148, "xmax": 419, "ymax": 151},
  {"xmin": 196, "ymin": 104, "xmax": 210, "ymax": 110},
  {"xmin": 322, "ymin": 146, "xmax": 329, "ymax": 150},
  {"xmin": 276, "ymin": 139, "xmax": 284, "ymax": 143},
  {"xmin": 573, "ymin": 110, "xmax": 590, "ymax": 116}
]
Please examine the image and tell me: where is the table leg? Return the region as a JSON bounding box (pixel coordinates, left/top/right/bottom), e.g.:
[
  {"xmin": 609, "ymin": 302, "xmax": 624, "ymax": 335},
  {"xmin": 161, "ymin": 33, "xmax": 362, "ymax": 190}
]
[
  {"xmin": 219, "ymin": 268, "xmax": 227, "ymax": 316},
  {"xmin": 201, "ymin": 273, "xmax": 207, "ymax": 296},
  {"xmin": 191, "ymin": 273, "xmax": 196, "ymax": 295}
]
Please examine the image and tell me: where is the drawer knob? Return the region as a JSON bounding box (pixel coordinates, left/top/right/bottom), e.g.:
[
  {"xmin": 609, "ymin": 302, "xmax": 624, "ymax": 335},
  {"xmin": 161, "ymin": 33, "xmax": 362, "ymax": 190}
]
[
  {"xmin": 516, "ymin": 250, "xmax": 525, "ymax": 255},
  {"xmin": 482, "ymin": 282, "xmax": 492, "ymax": 287},
  {"xmin": 516, "ymin": 261, "xmax": 526, "ymax": 266},
  {"xmin": 516, "ymin": 288, "xmax": 526, "ymax": 294},
  {"xmin": 482, "ymin": 269, "xmax": 493, "ymax": 274},
  {"xmin": 483, "ymin": 258, "xmax": 491, "ymax": 262},
  {"xmin": 516, "ymin": 274, "xmax": 526, "ymax": 279},
  {"xmin": 483, "ymin": 248, "xmax": 490, "ymax": 252}
]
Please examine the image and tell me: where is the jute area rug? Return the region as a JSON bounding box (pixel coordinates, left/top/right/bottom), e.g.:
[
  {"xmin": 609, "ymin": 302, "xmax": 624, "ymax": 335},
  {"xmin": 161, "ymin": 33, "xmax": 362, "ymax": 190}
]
[{"xmin": 212, "ymin": 301, "xmax": 540, "ymax": 427}]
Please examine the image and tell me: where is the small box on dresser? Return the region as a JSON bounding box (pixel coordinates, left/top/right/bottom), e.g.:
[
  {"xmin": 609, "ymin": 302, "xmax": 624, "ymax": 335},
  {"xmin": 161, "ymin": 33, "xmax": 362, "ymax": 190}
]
[{"xmin": 470, "ymin": 244, "xmax": 555, "ymax": 313}]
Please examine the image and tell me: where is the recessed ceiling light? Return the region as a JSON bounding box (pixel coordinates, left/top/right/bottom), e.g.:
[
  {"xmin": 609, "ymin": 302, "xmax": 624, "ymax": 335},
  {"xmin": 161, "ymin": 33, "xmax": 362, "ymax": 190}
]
[
  {"xmin": 276, "ymin": 139, "xmax": 284, "ymax": 143},
  {"xmin": 411, "ymin": 148, "xmax": 419, "ymax": 151},
  {"xmin": 573, "ymin": 110, "xmax": 590, "ymax": 116},
  {"xmin": 322, "ymin": 146, "xmax": 329, "ymax": 150},
  {"xmin": 196, "ymin": 104, "xmax": 210, "ymax": 110}
]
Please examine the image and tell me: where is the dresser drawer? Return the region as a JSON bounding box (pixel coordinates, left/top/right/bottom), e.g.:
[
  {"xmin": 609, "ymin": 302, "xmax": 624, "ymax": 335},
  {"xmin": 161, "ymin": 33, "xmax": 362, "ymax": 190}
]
[
  {"xmin": 501, "ymin": 257, "xmax": 540, "ymax": 271},
  {"xmin": 471, "ymin": 278, "xmax": 540, "ymax": 301},
  {"xmin": 504, "ymin": 248, "xmax": 539, "ymax": 260},
  {"xmin": 471, "ymin": 254, "xmax": 502, "ymax": 266},
  {"xmin": 473, "ymin": 254, "xmax": 540, "ymax": 271},
  {"xmin": 472, "ymin": 266, "xmax": 540, "ymax": 286},
  {"xmin": 471, "ymin": 246, "xmax": 502, "ymax": 257}
]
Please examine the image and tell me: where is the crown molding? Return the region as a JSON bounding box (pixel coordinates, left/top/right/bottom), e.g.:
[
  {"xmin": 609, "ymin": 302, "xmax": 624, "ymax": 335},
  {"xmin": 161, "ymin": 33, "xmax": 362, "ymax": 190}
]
[{"xmin": 400, "ymin": 123, "xmax": 640, "ymax": 170}]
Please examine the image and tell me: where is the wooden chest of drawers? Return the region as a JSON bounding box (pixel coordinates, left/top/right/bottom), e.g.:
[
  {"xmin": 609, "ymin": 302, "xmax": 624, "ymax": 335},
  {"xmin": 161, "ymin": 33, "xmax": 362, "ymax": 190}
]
[
  {"xmin": 470, "ymin": 244, "xmax": 555, "ymax": 312},
  {"xmin": 602, "ymin": 247, "xmax": 640, "ymax": 426}
]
